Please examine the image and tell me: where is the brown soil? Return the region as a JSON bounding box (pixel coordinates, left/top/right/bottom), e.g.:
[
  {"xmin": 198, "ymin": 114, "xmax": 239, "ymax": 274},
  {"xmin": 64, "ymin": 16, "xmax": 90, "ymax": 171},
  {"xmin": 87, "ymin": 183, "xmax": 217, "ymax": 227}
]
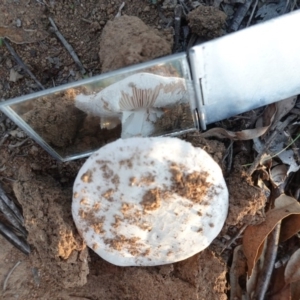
[
  {"xmin": 17, "ymin": 89, "xmax": 122, "ymax": 157},
  {"xmin": 187, "ymin": 5, "xmax": 227, "ymax": 39},
  {"xmin": 0, "ymin": 132, "xmax": 266, "ymax": 299},
  {"xmin": 0, "ymin": 1, "xmax": 267, "ymax": 299},
  {"xmin": 99, "ymin": 15, "xmax": 173, "ymax": 73}
]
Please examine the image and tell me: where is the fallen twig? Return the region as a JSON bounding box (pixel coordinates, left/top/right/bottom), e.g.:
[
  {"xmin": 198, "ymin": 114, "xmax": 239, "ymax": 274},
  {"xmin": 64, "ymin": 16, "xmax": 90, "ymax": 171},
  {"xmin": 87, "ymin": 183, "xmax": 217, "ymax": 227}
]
[
  {"xmin": 48, "ymin": 17, "xmax": 86, "ymax": 75},
  {"xmin": 221, "ymin": 224, "xmax": 247, "ymax": 254},
  {"xmin": 252, "ymin": 221, "xmax": 281, "ymax": 300},
  {"xmin": 3, "ymin": 261, "xmax": 21, "ymax": 291},
  {"xmin": 81, "ymin": 18, "xmax": 92, "ymax": 24},
  {"xmin": 186, "ymin": 33, "xmax": 198, "ymax": 50},
  {"xmin": 0, "ymin": 134, "xmax": 9, "ymax": 147},
  {"xmin": 246, "ymin": 0, "xmax": 259, "ymax": 27},
  {"xmin": 178, "ymin": 0, "xmax": 190, "ymax": 15},
  {"xmin": 230, "ymin": 0, "xmax": 253, "ymax": 31},
  {"xmin": 0, "ymin": 198, "xmax": 27, "ymax": 237},
  {"xmin": 173, "ymin": 5, "xmax": 183, "ymax": 52},
  {"xmin": 223, "ymin": 140, "xmax": 234, "ymax": 174},
  {"xmin": 115, "ymin": 2, "xmax": 125, "ymax": 18},
  {"xmin": 8, "ymin": 137, "xmax": 30, "ymax": 149},
  {"xmin": 290, "ymin": 0, "xmax": 298, "ymax": 11},
  {"xmin": 0, "ymin": 183, "xmax": 24, "ymax": 225},
  {"xmin": 0, "ymin": 222, "xmax": 30, "ymax": 255},
  {"xmin": 3, "ymin": 38, "xmax": 45, "ymax": 90}
]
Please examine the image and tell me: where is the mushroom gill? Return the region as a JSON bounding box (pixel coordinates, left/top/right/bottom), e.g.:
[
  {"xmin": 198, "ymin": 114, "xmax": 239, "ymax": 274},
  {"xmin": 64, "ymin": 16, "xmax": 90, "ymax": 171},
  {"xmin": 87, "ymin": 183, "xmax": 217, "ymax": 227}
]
[{"xmin": 119, "ymin": 84, "xmax": 161, "ymax": 111}]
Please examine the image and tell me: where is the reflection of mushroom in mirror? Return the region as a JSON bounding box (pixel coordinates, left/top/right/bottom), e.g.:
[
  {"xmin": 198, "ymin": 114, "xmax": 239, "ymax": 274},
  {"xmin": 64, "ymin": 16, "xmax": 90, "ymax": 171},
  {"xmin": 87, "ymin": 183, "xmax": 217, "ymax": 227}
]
[
  {"xmin": 72, "ymin": 137, "xmax": 229, "ymax": 266},
  {"xmin": 75, "ymin": 73, "xmax": 188, "ymax": 138}
]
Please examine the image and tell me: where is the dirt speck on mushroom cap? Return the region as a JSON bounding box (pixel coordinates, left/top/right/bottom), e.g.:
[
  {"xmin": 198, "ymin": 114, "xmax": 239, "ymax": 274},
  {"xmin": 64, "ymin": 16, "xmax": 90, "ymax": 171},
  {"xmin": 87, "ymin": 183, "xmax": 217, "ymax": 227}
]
[{"xmin": 72, "ymin": 137, "xmax": 228, "ymax": 266}]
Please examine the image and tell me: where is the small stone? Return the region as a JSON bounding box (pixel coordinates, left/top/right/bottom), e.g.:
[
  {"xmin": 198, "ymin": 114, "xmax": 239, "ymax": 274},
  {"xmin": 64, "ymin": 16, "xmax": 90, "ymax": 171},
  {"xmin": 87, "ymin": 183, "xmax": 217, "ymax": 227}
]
[
  {"xmin": 5, "ymin": 58, "xmax": 13, "ymax": 69},
  {"xmin": 16, "ymin": 19, "xmax": 22, "ymax": 27},
  {"xmin": 9, "ymin": 69, "xmax": 23, "ymax": 82},
  {"xmin": 29, "ymin": 145, "xmax": 39, "ymax": 154},
  {"xmin": 9, "ymin": 129, "xmax": 26, "ymax": 138},
  {"xmin": 143, "ymin": 6, "xmax": 150, "ymax": 12}
]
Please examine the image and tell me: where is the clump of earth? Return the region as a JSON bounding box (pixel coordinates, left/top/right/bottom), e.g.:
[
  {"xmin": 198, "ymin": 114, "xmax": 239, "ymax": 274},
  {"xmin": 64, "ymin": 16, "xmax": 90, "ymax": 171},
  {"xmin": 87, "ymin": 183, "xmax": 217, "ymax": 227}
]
[
  {"xmin": 187, "ymin": 5, "xmax": 227, "ymax": 39},
  {"xmin": 99, "ymin": 15, "xmax": 173, "ymax": 72}
]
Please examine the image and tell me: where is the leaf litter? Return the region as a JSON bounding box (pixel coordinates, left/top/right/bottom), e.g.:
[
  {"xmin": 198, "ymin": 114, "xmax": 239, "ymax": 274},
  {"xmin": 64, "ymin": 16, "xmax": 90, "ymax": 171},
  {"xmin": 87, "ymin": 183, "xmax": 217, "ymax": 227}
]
[
  {"xmin": 285, "ymin": 248, "xmax": 300, "ymax": 284},
  {"xmin": 243, "ymin": 195, "xmax": 300, "ymax": 276},
  {"xmin": 220, "ymin": 91, "xmax": 300, "ymax": 299},
  {"xmin": 226, "ymin": 93, "xmax": 300, "ymax": 299}
]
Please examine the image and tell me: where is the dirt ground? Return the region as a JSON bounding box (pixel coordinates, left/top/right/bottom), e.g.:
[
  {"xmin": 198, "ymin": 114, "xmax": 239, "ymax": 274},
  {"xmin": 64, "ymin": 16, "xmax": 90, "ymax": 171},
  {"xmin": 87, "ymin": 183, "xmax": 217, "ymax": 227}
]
[
  {"xmin": 0, "ymin": 132, "xmax": 266, "ymax": 299},
  {"xmin": 0, "ymin": 1, "xmax": 268, "ymax": 299}
]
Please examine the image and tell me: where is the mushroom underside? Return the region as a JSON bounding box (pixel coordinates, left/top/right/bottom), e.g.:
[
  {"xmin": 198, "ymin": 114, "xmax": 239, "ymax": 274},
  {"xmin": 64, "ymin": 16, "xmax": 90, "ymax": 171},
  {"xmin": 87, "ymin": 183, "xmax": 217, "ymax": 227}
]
[{"xmin": 72, "ymin": 137, "xmax": 228, "ymax": 266}]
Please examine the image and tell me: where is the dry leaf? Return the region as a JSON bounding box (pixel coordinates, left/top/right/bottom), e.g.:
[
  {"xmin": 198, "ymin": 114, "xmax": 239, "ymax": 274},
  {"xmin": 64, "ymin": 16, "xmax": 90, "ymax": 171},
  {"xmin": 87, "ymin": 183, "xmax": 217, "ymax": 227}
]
[
  {"xmin": 254, "ymin": 97, "xmax": 295, "ymax": 155},
  {"xmin": 267, "ymin": 266, "xmax": 290, "ymax": 300},
  {"xmin": 278, "ymin": 150, "xmax": 300, "ymax": 175},
  {"xmin": 280, "ymin": 214, "xmax": 300, "ymax": 242},
  {"xmin": 202, "ymin": 99, "xmax": 277, "ymax": 141},
  {"xmin": 270, "ymin": 164, "xmax": 288, "ymax": 187},
  {"xmin": 271, "ymin": 96, "xmax": 297, "ymax": 131},
  {"xmin": 269, "ymin": 284, "xmax": 291, "ymax": 300},
  {"xmin": 269, "ymin": 128, "xmax": 289, "ymax": 152},
  {"xmin": 199, "ymin": 126, "xmax": 270, "ymax": 140},
  {"xmin": 252, "ymin": 112, "xmax": 266, "ymax": 153},
  {"xmin": 291, "ymin": 281, "xmax": 300, "ymax": 300},
  {"xmin": 257, "ymin": 102, "xmax": 277, "ymax": 140},
  {"xmin": 284, "ymin": 249, "xmax": 300, "ymax": 284},
  {"xmin": 0, "ymin": 26, "xmax": 48, "ymax": 44},
  {"xmin": 243, "ymin": 194, "xmax": 300, "ymax": 276},
  {"xmin": 263, "ymin": 103, "xmax": 277, "ymax": 128}
]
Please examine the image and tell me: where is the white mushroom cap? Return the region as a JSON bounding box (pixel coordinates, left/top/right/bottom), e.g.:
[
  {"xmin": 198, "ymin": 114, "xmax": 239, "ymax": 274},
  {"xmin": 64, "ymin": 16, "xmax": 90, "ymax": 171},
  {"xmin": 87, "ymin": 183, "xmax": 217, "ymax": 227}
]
[
  {"xmin": 72, "ymin": 137, "xmax": 228, "ymax": 266},
  {"xmin": 75, "ymin": 73, "xmax": 188, "ymax": 138}
]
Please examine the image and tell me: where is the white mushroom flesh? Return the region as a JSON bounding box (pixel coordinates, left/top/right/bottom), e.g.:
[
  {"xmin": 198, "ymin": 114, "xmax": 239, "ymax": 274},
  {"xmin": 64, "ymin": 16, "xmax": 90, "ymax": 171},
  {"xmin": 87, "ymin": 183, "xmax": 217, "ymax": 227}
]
[{"xmin": 72, "ymin": 137, "xmax": 228, "ymax": 266}]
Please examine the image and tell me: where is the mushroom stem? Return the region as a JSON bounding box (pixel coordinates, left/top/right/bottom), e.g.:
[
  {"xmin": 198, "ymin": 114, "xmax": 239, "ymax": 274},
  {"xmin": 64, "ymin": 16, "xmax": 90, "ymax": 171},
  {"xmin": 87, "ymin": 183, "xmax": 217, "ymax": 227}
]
[{"xmin": 121, "ymin": 108, "xmax": 163, "ymax": 138}]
